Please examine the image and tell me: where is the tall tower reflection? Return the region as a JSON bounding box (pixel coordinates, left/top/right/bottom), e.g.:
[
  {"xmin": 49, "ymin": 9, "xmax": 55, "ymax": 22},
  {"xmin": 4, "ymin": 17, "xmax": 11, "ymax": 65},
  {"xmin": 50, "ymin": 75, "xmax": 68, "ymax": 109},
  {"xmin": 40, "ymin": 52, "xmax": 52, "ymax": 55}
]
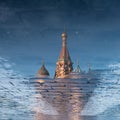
[{"xmin": 54, "ymin": 31, "xmax": 73, "ymax": 78}]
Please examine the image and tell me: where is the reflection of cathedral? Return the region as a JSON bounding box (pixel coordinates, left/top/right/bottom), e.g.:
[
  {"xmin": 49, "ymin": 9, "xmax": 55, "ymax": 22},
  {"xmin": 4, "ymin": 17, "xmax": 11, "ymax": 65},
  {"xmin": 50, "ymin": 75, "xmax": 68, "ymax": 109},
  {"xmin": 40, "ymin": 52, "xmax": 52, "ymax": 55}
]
[
  {"xmin": 37, "ymin": 31, "xmax": 97, "ymax": 79},
  {"xmin": 34, "ymin": 31, "xmax": 99, "ymax": 120},
  {"xmin": 37, "ymin": 31, "xmax": 74, "ymax": 78}
]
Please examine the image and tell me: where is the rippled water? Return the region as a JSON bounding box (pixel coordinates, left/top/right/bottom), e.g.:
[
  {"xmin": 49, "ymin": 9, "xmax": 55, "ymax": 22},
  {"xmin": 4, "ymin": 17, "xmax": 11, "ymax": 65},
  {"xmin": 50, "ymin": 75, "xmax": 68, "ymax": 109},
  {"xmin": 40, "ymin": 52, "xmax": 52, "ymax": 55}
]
[{"xmin": 0, "ymin": 57, "xmax": 120, "ymax": 120}]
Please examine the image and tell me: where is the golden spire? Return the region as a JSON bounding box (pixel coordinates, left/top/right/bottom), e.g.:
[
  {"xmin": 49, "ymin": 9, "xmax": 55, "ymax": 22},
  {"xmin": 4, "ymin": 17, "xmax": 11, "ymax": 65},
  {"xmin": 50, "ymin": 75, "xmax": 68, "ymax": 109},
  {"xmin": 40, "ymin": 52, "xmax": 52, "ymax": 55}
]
[{"xmin": 61, "ymin": 25, "xmax": 67, "ymax": 39}]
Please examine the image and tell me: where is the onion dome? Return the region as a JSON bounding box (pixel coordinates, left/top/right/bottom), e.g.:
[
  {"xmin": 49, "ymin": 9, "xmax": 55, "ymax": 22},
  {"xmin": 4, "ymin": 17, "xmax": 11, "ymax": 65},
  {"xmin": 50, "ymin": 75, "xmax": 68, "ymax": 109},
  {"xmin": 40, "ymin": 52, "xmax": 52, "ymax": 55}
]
[
  {"xmin": 61, "ymin": 32, "xmax": 67, "ymax": 38},
  {"xmin": 38, "ymin": 63, "xmax": 49, "ymax": 77}
]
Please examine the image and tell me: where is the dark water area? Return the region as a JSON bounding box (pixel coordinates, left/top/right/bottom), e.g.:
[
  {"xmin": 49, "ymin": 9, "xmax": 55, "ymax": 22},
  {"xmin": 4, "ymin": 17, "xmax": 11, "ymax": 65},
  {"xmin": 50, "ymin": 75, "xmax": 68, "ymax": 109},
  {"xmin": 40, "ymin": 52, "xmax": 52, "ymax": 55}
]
[{"xmin": 0, "ymin": 57, "xmax": 120, "ymax": 120}]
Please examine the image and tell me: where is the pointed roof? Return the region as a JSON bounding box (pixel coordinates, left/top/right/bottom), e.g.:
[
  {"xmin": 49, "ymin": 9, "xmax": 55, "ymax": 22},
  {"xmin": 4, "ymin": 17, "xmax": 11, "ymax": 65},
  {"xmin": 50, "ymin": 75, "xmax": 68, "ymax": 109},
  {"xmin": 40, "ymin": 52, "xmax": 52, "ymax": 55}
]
[
  {"xmin": 59, "ymin": 45, "xmax": 72, "ymax": 61},
  {"xmin": 58, "ymin": 32, "xmax": 72, "ymax": 63},
  {"xmin": 74, "ymin": 61, "xmax": 82, "ymax": 73},
  {"xmin": 38, "ymin": 61, "xmax": 49, "ymax": 76},
  {"xmin": 74, "ymin": 64, "xmax": 82, "ymax": 73},
  {"xmin": 54, "ymin": 31, "xmax": 73, "ymax": 78}
]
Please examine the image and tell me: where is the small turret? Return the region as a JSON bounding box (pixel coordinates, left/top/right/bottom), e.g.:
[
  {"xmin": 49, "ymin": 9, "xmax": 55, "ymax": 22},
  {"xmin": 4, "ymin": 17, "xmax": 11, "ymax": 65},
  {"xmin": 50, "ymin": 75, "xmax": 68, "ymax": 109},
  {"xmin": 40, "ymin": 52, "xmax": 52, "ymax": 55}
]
[
  {"xmin": 74, "ymin": 61, "xmax": 82, "ymax": 73},
  {"xmin": 38, "ymin": 60, "xmax": 50, "ymax": 78}
]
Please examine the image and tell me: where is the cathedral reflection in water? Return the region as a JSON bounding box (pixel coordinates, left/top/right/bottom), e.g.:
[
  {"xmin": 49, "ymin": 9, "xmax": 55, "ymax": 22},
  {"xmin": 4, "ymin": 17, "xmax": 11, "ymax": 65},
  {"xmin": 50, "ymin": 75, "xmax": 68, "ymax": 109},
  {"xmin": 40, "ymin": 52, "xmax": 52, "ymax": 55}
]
[{"xmin": 33, "ymin": 31, "xmax": 98, "ymax": 120}]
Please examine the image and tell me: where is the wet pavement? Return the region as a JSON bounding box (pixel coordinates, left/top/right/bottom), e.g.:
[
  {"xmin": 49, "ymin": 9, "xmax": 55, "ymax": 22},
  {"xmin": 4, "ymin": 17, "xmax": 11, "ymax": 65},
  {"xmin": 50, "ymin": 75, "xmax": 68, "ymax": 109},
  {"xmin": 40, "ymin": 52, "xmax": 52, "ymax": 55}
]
[
  {"xmin": 0, "ymin": 57, "xmax": 120, "ymax": 120},
  {"xmin": 32, "ymin": 78, "xmax": 97, "ymax": 120}
]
